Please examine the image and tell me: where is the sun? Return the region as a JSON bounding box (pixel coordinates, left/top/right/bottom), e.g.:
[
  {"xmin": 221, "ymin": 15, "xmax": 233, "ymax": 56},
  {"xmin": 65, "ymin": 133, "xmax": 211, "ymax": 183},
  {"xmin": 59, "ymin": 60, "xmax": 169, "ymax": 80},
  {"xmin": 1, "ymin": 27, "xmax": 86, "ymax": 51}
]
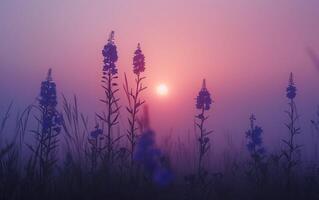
[{"xmin": 156, "ymin": 84, "xmax": 168, "ymax": 96}]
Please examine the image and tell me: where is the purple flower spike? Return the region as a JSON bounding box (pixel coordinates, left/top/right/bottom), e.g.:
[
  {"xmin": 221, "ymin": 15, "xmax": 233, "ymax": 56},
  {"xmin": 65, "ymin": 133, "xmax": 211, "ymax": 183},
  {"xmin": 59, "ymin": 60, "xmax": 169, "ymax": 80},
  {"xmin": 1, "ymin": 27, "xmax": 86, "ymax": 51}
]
[
  {"xmin": 245, "ymin": 114, "xmax": 265, "ymax": 157},
  {"xmin": 102, "ymin": 31, "xmax": 118, "ymax": 75},
  {"xmin": 196, "ymin": 79, "xmax": 212, "ymax": 110},
  {"xmin": 286, "ymin": 72, "xmax": 296, "ymax": 100},
  {"xmin": 39, "ymin": 69, "xmax": 57, "ymax": 108},
  {"xmin": 133, "ymin": 43, "xmax": 146, "ymax": 75},
  {"xmin": 39, "ymin": 69, "xmax": 62, "ymax": 134}
]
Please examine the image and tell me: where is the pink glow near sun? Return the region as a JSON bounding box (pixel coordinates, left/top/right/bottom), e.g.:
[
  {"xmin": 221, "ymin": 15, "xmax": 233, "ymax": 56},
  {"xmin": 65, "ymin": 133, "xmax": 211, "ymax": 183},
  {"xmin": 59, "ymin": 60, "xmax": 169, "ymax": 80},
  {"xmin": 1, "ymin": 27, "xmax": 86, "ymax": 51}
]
[{"xmin": 156, "ymin": 83, "xmax": 168, "ymax": 96}]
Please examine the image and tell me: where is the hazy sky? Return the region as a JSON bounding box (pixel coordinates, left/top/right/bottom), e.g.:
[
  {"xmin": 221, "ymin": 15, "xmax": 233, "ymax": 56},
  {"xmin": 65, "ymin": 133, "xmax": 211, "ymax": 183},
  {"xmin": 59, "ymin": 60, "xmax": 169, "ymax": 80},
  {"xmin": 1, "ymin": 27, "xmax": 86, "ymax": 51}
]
[{"xmin": 1, "ymin": 0, "xmax": 319, "ymax": 156}]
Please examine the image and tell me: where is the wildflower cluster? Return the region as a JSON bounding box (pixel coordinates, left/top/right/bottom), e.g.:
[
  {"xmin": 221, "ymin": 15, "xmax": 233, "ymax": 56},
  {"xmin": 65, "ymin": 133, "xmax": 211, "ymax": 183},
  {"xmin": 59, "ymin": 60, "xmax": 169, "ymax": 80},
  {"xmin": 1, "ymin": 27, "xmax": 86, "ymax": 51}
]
[
  {"xmin": 246, "ymin": 114, "xmax": 265, "ymax": 159},
  {"xmin": 282, "ymin": 72, "xmax": 301, "ymax": 188},
  {"xmin": 39, "ymin": 70, "xmax": 57, "ymax": 108},
  {"xmin": 196, "ymin": 79, "xmax": 212, "ymax": 110},
  {"xmin": 97, "ymin": 31, "xmax": 120, "ymax": 165},
  {"xmin": 133, "ymin": 43, "xmax": 145, "ymax": 75},
  {"xmin": 124, "ymin": 43, "xmax": 147, "ymax": 168},
  {"xmin": 39, "ymin": 69, "xmax": 62, "ymax": 132},
  {"xmin": 102, "ymin": 31, "xmax": 118, "ymax": 75},
  {"xmin": 39, "ymin": 69, "xmax": 62, "ymax": 134},
  {"xmin": 29, "ymin": 69, "xmax": 62, "ymax": 181},
  {"xmin": 195, "ymin": 79, "xmax": 213, "ymax": 179},
  {"xmin": 286, "ymin": 72, "xmax": 296, "ymax": 100},
  {"xmin": 245, "ymin": 114, "xmax": 267, "ymax": 186}
]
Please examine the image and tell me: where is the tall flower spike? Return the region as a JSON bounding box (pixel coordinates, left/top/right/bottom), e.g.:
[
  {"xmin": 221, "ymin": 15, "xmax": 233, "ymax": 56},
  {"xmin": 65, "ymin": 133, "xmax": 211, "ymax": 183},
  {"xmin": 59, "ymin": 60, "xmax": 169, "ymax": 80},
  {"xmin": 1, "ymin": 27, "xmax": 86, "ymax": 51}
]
[
  {"xmin": 133, "ymin": 43, "xmax": 146, "ymax": 75},
  {"xmin": 283, "ymin": 72, "xmax": 301, "ymax": 188},
  {"xmin": 102, "ymin": 31, "xmax": 118, "ymax": 75},
  {"xmin": 39, "ymin": 68, "xmax": 57, "ymax": 108},
  {"xmin": 195, "ymin": 79, "xmax": 213, "ymax": 180},
  {"xmin": 34, "ymin": 69, "xmax": 62, "ymax": 180},
  {"xmin": 196, "ymin": 79, "xmax": 212, "ymax": 110},
  {"xmin": 286, "ymin": 72, "xmax": 296, "ymax": 100},
  {"xmin": 245, "ymin": 114, "xmax": 266, "ymax": 186},
  {"xmin": 39, "ymin": 69, "xmax": 62, "ymax": 132},
  {"xmin": 98, "ymin": 31, "xmax": 121, "ymax": 165},
  {"xmin": 246, "ymin": 114, "xmax": 264, "ymax": 155},
  {"xmin": 124, "ymin": 43, "xmax": 147, "ymax": 169}
]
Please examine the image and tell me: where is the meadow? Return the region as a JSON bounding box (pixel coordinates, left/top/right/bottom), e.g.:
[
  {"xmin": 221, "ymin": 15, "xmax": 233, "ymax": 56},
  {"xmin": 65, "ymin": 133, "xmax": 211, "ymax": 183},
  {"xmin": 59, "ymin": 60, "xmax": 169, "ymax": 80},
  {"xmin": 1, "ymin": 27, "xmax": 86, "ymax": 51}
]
[{"xmin": 1, "ymin": 31, "xmax": 319, "ymax": 200}]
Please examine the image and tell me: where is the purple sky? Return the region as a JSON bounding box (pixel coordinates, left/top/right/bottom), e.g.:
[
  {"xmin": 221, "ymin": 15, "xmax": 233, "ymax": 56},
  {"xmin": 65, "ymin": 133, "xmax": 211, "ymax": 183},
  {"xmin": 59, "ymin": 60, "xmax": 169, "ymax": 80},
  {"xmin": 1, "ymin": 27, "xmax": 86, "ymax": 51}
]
[{"xmin": 1, "ymin": 0, "xmax": 319, "ymax": 160}]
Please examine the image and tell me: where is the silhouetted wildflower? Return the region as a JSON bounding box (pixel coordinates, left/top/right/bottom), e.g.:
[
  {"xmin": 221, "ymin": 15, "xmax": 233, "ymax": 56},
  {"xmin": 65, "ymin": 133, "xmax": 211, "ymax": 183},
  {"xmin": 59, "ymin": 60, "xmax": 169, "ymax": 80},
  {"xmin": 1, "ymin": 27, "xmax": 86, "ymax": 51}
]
[
  {"xmin": 39, "ymin": 69, "xmax": 62, "ymax": 134},
  {"xmin": 282, "ymin": 72, "xmax": 301, "ymax": 189},
  {"xmin": 39, "ymin": 69, "xmax": 57, "ymax": 108},
  {"xmin": 102, "ymin": 31, "xmax": 118, "ymax": 75},
  {"xmin": 195, "ymin": 79, "xmax": 213, "ymax": 180},
  {"xmin": 31, "ymin": 69, "xmax": 62, "ymax": 182},
  {"xmin": 124, "ymin": 43, "xmax": 147, "ymax": 169},
  {"xmin": 245, "ymin": 114, "xmax": 267, "ymax": 187},
  {"xmin": 97, "ymin": 31, "xmax": 121, "ymax": 164},
  {"xmin": 286, "ymin": 72, "xmax": 296, "ymax": 100},
  {"xmin": 246, "ymin": 114, "xmax": 265, "ymax": 156},
  {"xmin": 196, "ymin": 79, "xmax": 212, "ymax": 110},
  {"xmin": 133, "ymin": 43, "xmax": 145, "ymax": 75}
]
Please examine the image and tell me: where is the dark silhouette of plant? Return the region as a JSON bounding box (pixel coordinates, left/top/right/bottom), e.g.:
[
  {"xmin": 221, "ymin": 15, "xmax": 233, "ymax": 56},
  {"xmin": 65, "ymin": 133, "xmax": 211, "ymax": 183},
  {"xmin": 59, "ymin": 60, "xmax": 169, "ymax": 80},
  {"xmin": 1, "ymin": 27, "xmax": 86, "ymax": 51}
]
[
  {"xmin": 88, "ymin": 124, "xmax": 103, "ymax": 171},
  {"xmin": 3, "ymin": 34, "xmax": 319, "ymax": 200},
  {"xmin": 245, "ymin": 114, "xmax": 267, "ymax": 186},
  {"xmin": 195, "ymin": 79, "xmax": 213, "ymax": 179},
  {"xmin": 282, "ymin": 72, "xmax": 301, "ymax": 189},
  {"xmin": 0, "ymin": 101, "xmax": 35, "ymax": 200},
  {"xmin": 184, "ymin": 79, "xmax": 214, "ymax": 200},
  {"xmin": 124, "ymin": 43, "xmax": 146, "ymax": 169},
  {"xmin": 97, "ymin": 31, "xmax": 121, "ymax": 165},
  {"xmin": 0, "ymin": 144, "xmax": 19, "ymax": 200},
  {"xmin": 28, "ymin": 69, "xmax": 62, "ymax": 183}
]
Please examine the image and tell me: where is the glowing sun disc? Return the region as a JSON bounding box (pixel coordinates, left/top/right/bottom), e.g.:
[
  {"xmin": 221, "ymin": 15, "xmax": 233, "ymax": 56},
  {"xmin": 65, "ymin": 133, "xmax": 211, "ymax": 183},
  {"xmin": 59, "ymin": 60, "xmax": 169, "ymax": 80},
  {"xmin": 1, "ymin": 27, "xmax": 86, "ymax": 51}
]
[{"xmin": 156, "ymin": 84, "xmax": 168, "ymax": 96}]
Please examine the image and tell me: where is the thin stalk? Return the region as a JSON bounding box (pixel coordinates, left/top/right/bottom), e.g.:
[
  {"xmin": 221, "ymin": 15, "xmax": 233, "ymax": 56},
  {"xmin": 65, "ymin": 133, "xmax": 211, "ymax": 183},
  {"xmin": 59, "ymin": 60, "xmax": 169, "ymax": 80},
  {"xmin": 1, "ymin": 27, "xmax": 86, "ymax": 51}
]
[
  {"xmin": 198, "ymin": 107, "xmax": 205, "ymax": 177},
  {"xmin": 107, "ymin": 72, "xmax": 112, "ymax": 162},
  {"xmin": 129, "ymin": 74, "xmax": 141, "ymax": 168}
]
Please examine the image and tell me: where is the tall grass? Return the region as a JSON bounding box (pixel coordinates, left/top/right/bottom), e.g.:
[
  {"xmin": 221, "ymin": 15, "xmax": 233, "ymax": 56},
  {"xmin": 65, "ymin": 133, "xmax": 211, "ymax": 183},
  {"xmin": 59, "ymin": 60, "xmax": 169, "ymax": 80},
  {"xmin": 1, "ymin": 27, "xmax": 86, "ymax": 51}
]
[{"xmin": 61, "ymin": 95, "xmax": 89, "ymax": 170}]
